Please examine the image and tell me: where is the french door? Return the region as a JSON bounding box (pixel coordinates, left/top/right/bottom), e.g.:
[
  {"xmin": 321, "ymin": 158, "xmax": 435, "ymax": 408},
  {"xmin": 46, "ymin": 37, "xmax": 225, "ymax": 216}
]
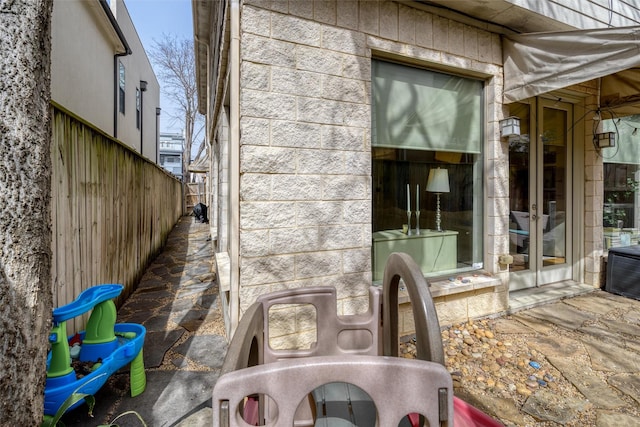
[{"xmin": 508, "ymin": 98, "xmax": 573, "ymax": 290}]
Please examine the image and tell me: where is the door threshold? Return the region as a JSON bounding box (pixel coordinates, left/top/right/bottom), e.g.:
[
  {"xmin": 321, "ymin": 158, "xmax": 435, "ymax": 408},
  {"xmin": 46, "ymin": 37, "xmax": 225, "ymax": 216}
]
[{"xmin": 508, "ymin": 281, "xmax": 596, "ymax": 314}]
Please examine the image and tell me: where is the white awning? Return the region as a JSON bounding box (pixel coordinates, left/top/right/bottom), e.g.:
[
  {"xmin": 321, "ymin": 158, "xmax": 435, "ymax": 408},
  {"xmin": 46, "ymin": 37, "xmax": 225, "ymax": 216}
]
[
  {"xmin": 503, "ymin": 26, "xmax": 640, "ymax": 113},
  {"xmin": 187, "ymin": 155, "xmax": 209, "ymax": 173}
]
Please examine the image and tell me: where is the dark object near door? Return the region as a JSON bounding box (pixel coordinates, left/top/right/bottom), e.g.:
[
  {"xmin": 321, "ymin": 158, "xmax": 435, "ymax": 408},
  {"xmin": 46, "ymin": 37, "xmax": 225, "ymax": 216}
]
[
  {"xmin": 605, "ymin": 245, "xmax": 640, "ymax": 300},
  {"xmin": 193, "ymin": 203, "xmax": 209, "ymax": 223}
]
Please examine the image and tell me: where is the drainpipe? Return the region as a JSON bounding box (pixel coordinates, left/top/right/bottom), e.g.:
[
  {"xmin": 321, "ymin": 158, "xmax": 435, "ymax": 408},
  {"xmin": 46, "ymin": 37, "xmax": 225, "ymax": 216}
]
[
  {"xmin": 156, "ymin": 107, "xmax": 161, "ymax": 164},
  {"xmin": 229, "ymin": 0, "xmax": 240, "ymax": 336}
]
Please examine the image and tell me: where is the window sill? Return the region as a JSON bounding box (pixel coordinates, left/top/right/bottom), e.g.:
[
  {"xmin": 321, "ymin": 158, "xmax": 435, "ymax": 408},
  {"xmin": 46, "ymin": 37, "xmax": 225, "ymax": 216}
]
[{"xmin": 398, "ymin": 273, "xmax": 500, "ymax": 303}]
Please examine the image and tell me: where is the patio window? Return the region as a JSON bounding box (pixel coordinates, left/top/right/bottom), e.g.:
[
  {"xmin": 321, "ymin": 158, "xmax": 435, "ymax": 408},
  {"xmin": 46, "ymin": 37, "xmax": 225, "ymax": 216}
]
[
  {"xmin": 602, "ymin": 115, "xmax": 640, "ymax": 249},
  {"xmin": 136, "ymin": 88, "xmax": 141, "ymax": 129},
  {"xmin": 119, "ymin": 62, "xmax": 126, "ymax": 114},
  {"xmin": 371, "ymin": 60, "xmax": 484, "ymax": 281}
]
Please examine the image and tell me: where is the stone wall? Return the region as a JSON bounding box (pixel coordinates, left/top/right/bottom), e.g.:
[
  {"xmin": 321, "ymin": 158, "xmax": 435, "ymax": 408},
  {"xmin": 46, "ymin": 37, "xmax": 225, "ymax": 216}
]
[{"xmin": 237, "ymin": 0, "xmax": 509, "ymax": 340}]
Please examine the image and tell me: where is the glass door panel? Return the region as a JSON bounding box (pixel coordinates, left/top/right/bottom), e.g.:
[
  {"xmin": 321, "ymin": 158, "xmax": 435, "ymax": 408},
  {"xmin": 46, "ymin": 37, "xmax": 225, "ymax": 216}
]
[
  {"xmin": 538, "ymin": 99, "xmax": 572, "ymax": 284},
  {"xmin": 541, "ymin": 107, "xmax": 567, "ymax": 267},
  {"xmin": 508, "ymin": 99, "xmax": 573, "ymax": 290}
]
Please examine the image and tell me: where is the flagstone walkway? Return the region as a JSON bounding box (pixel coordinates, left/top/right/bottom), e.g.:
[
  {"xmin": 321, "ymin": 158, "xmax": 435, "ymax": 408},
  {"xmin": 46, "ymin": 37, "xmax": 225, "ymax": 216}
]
[{"xmin": 60, "ymin": 216, "xmax": 225, "ymax": 426}]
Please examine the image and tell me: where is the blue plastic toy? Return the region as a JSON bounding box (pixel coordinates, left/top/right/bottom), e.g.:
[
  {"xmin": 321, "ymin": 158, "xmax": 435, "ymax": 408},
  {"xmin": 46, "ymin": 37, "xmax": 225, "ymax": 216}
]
[{"xmin": 43, "ymin": 284, "xmax": 146, "ymax": 423}]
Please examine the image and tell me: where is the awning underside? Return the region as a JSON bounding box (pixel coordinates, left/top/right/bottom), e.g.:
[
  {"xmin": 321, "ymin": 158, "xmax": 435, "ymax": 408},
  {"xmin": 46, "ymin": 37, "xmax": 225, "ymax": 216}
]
[{"xmin": 503, "ymin": 26, "xmax": 640, "ymax": 115}]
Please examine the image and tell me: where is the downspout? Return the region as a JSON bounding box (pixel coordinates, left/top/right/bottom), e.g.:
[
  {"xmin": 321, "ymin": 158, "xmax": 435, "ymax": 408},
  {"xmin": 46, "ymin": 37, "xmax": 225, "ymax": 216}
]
[
  {"xmin": 99, "ymin": 0, "xmax": 132, "ymax": 138},
  {"xmin": 140, "ymin": 80, "xmax": 148, "ymax": 156},
  {"xmin": 229, "ymin": 0, "xmax": 241, "ymax": 335},
  {"xmin": 156, "ymin": 108, "xmax": 161, "ymax": 164}
]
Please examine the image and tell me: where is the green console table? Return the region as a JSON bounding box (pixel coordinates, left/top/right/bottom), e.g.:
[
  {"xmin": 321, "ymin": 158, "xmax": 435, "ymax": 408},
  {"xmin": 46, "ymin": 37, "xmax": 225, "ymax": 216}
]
[{"xmin": 372, "ymin": 229, "xmax": 458, "ymax": 281}]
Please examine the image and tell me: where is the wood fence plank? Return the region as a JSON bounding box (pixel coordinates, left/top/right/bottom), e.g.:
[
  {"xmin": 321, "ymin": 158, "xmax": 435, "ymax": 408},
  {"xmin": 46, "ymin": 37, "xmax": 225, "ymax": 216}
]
[{"xmin": 50, "ymin": 105, "xmax": 183, "ymax": 333}]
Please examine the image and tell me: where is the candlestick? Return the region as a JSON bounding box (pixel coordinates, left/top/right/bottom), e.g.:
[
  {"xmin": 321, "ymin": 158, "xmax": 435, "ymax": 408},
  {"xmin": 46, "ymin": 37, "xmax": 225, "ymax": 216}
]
[
  {"xmin": 415, "ymin": 210, "xmax": 420, "ymax": 234},
  {"xmin": 406, "ymin": 210, "xmax": 412, "ymax": 235}
]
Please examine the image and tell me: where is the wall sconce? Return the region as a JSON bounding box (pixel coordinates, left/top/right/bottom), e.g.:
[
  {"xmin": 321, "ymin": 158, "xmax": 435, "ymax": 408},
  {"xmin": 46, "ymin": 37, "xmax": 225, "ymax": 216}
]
[
  {"xmin": 595, "ymin": 132, "xmax": 616, "ymax": 148},
  {"xmin": 426, "ymin": 168, "xmax": 450, "ymax": 232},
  {"xmin": 500, "ymin": 116, "xmax": 521, "ymax": 138}
]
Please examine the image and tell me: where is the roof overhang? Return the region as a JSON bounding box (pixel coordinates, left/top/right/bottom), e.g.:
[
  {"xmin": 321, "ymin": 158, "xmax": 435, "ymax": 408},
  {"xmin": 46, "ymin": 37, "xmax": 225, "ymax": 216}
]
[
  {"xmin": 192, "ymin": 0, "xmax": 213, "ymax": 115},
  {"xmin": 503, "ymin": 26, "xmax": 640, "ymax": 115},
  {"xmin": 187, "ymin": 155, "xmax": 209, "ymax": 173},
  {"xmin": 94, "ymin": 0, "xmax": 130, "ymax": 55}
]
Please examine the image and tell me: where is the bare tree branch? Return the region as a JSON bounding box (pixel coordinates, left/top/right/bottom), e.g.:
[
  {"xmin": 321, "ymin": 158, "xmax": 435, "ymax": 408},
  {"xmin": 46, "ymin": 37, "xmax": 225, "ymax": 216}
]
[{"xmin": 149, "ymin": 34, "xmax": 204, "ymax": 182}]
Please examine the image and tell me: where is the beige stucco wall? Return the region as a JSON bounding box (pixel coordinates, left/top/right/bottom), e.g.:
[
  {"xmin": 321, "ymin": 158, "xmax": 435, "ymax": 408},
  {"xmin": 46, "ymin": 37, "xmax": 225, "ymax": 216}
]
[
  {"xmin": 112, "ymin": 0, "xmax": 161, "ymax": 162},
  {"xmin": 51, "ymin": 0, "xmax": 116, "ymax": 135},
  {"xmin": 236, "ymin": 0, "xmax": 511, "ymax": 331},
  {"xmin": 51, "ymin": 0, "xmax": 160, "ymax": 162}
]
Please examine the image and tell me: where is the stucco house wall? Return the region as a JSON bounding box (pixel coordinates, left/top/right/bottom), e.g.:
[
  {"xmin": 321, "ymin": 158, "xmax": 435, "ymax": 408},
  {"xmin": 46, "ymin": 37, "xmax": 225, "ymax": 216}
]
[
  {"xmin": 51, "ymin": 0, "xmax": 160, "ymax": 162},
  {"xmin": 51, "ymin": 0, "xmax": 116, "ymax": 136}
]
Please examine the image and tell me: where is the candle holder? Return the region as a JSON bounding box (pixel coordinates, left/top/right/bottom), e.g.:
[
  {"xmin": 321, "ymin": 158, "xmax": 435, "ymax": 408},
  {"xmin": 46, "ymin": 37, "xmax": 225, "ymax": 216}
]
[
  {"xmin": 415, "ymin": 210, "xmax": 420, "ymax": 234},
  {"xmin": 406, "ymin": 211, "xmax": 412, "ymax": 235}
]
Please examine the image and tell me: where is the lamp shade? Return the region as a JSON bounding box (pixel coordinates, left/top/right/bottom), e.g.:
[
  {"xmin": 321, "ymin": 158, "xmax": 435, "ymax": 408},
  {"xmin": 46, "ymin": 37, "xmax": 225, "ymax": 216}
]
[{"xmin": 426, "ymin": 168, "xmax": 450, "ymax": 193}]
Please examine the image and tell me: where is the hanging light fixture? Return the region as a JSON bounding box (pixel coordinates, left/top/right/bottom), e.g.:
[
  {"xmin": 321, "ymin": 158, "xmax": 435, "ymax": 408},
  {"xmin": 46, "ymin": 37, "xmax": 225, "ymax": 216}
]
[
  {"xmin": 499, "ymin": 116, "xmax": 521, "ymax": 138},
  {"xmin": 595, "ymin": 132, "xmax": 616, "ymax": 148}
]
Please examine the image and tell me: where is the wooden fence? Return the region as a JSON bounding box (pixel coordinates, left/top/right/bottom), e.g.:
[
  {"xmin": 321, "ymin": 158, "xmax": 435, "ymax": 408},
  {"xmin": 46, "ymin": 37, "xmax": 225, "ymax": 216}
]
[
  {"xmin": 186, "ymin": 181, "xmax": 207, "ymax": 211},
  {"xmin": 51, "ymin": 104, "xmax": 183, "ymax": 331}
]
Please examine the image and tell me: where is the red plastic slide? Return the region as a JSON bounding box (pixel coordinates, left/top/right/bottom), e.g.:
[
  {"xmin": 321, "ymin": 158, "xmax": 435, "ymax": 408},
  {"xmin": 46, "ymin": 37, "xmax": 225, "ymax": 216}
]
[{"xmin": 409, "ymin": 396, "xmax": 504, "ymax": 427}]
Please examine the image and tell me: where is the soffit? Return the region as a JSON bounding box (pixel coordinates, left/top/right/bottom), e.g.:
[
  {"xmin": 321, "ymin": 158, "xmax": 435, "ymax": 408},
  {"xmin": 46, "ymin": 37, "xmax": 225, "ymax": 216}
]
[
  {"xmin": 88, "ymin": 0, "xmax": 127, "ymax": 53},
  {"xmin": 412, "ymin": 0, "xmax": 573, "ymax": 33},
  {"xmin": 193, "ymin": 0, "xmax": 212, "ymax": 115}
]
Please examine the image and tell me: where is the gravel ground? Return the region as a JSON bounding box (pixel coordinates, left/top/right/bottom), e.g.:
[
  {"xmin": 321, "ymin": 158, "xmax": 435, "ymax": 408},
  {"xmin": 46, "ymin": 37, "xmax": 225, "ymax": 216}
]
[{"xmin": 401, "ymin": 313, "xmax": 640, "ymax": 427}]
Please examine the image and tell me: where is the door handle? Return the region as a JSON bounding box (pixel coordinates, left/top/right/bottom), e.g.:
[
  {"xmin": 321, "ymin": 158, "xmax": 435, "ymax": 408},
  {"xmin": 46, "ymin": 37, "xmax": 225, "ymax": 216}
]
[{"xmin": 531, "ymin": 214, "xmax": 538, "ymax": 220}]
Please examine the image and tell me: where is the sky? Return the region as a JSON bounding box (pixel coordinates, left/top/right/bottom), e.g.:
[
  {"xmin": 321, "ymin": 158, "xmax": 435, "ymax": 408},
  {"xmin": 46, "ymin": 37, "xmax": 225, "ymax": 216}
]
[{"xmin": 124, "ymin": 0, "xmax": 194, "ymax": 135}]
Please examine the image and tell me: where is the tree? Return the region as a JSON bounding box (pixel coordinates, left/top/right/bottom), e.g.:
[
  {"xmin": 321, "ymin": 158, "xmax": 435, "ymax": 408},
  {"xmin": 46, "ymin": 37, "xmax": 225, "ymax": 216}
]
[
  {"xmin": 149, "ymin": 34, "xmax": 204, "ymax": 184},
  {"xmin": 0, "ymin": 0, "xmax": 54, "ymax": 423}
]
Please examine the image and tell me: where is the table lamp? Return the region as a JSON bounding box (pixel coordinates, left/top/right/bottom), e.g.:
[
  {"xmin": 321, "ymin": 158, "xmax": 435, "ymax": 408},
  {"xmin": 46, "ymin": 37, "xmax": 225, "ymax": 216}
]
[{"xmin": 426, "ymin": 168, "xmax": 450, "ymax": 232}]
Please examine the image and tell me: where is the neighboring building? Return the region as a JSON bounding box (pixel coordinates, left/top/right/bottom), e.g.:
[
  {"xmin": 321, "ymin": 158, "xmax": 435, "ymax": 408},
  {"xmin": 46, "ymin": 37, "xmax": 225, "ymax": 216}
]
[
  {"xmin": 193, "ymin": 0, "xmax": 640, "ymax": 337},
  {"xmin": 51, "ymin": 0, "xmax": 161, "ymax": 162},
  {"xmin": 159, "ymin": 132, "xmax": 185, "ymax": 179}
]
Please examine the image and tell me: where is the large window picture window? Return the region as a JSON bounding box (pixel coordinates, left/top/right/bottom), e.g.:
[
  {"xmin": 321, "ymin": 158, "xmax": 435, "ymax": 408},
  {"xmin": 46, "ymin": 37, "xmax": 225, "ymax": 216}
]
[
  {"xmin": 119, "ymin": 62, "xmax": 126, "ymax": 114},
  {"xmin": 602, "ymin": 115, "xmax": 640, "ymax": 249},
  {"xmin": 371, "ymin": 60, "xmax": 484, "ymax": 281}
]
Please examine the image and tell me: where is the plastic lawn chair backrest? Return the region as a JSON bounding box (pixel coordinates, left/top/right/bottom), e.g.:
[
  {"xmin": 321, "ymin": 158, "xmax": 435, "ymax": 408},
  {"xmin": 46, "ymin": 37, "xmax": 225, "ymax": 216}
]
[{"xmin": 212, "ymin": 355, "xmax": 453, "ymax": 427}]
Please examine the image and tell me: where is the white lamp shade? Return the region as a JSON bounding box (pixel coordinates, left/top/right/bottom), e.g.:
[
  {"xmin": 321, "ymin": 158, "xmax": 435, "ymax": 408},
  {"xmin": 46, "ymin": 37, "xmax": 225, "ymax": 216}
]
[{"xmin": 426, "ymin": 168, "xmax": 450, "ymax": 193}]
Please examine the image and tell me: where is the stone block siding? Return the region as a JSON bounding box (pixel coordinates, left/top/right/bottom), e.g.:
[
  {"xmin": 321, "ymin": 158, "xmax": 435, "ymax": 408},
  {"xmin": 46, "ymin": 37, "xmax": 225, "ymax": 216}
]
[
  {"xmin": 238, "ymin": 1, "xmax": 507, "ymax": 330},
  {"xmin": 583, "ymin": 91, "xmax": 605, "ymax": 287},
  {"xmin": 396, "ymin": 286, "xmax": 506, "ymax": 336}
]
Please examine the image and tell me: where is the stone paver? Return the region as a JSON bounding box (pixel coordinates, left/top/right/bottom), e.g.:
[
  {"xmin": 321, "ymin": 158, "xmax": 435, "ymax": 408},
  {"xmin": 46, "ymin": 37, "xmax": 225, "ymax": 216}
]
[
  {"xmin": 510, "ymin": 313, "xmax": 555, "ymax": 334},
  {"xmin": 596, "ymin": 411, "xmax": 640, "ymax": 427},
  {"xmin": 608, "ymin": 373, "xmax": 640, "ymax": 405},
  {"xmin": 527, "ymin": 334, "xmax": 586, "ymax": 358},
  {"xmin": 522, "ymin": 301, "xmax": 597, "ymax": 330},
  {"xmin": 562, "ymin": 293, "xmax": 626, "ymax": 315},
  {"xmin": 547, "ymin": 355, "xmax": 627, "ymax": 409},
  {"xmin": 521, "ymin": 389, "xmax": 591, "ymax": 424},
  {"xmin": 582, "ymin": 335, "xmax": 640, "ymax": 372}
]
